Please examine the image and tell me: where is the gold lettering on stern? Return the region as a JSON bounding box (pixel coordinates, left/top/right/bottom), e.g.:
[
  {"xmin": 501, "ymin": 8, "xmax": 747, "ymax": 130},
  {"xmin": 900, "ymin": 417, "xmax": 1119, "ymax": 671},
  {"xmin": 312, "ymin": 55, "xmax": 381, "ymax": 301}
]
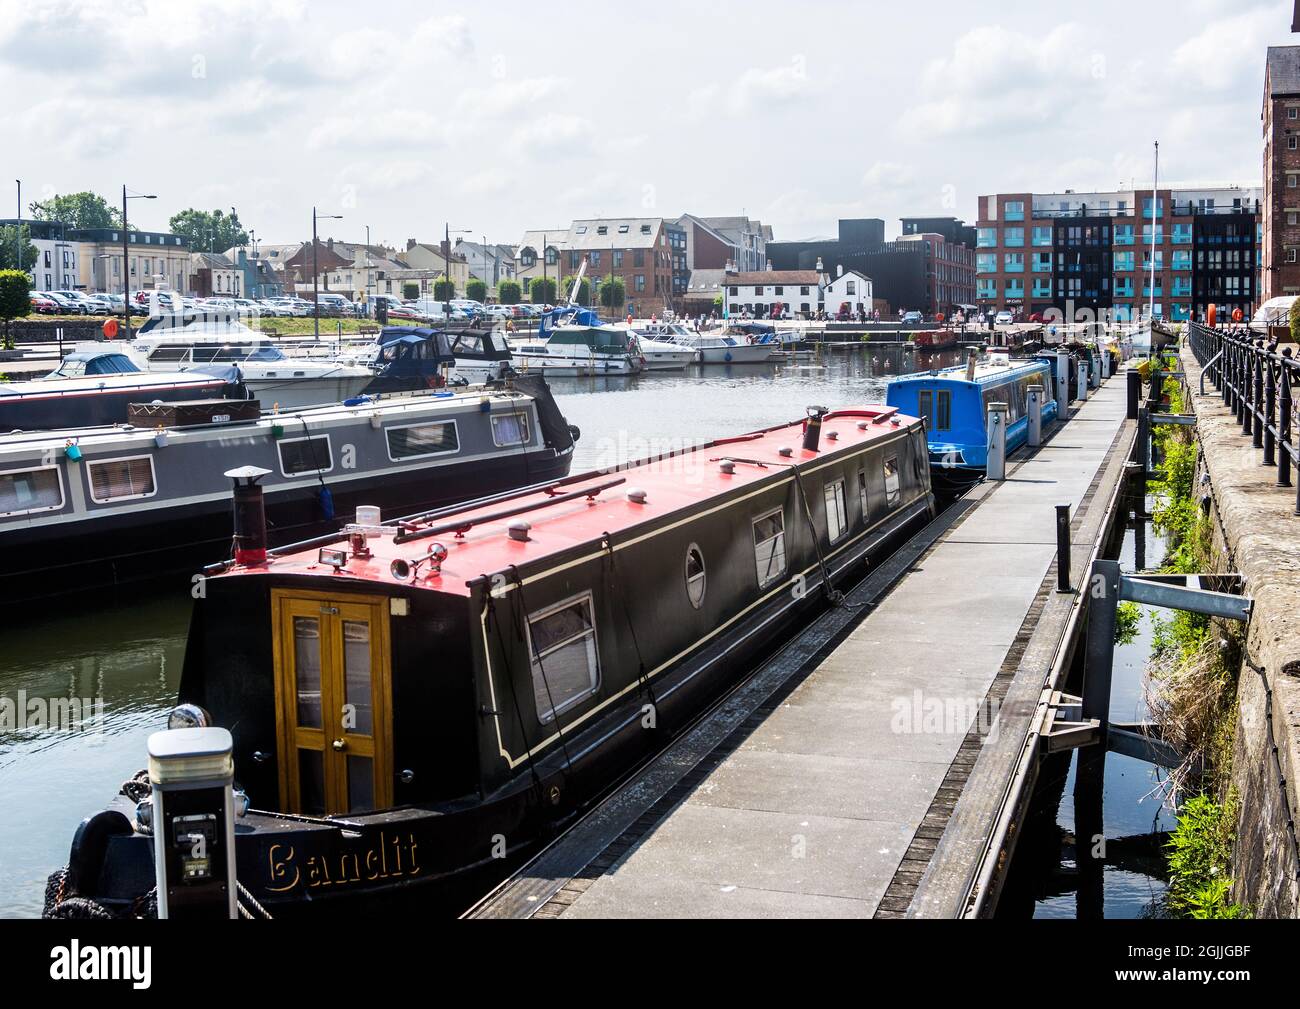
[{"xmin": 265, "ymin": 832, "xmax": 422, "ymax": 893}]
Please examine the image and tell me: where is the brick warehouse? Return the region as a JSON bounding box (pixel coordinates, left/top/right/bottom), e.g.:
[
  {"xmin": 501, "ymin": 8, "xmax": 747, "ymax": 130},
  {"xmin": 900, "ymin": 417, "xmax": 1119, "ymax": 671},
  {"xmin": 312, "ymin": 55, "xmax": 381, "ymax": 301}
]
[
  {"xmin": 975, "ymin": 187, "xmax": 1261, "ymax": 323},
  {"xmin": 1263, "ymin": 46, "xmax": 1300, "ymax": 301}
]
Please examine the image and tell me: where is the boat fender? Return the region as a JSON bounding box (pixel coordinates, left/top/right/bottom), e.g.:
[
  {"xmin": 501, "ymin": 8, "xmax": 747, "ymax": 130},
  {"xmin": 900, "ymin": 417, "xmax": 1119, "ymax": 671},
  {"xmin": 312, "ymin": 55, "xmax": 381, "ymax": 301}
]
[
  {"xmin": 568, "ymin": 424, "xmax": 581, "ymax": 443},
  {"xmin": 63, "ymin": 808, "xmax": 133, "ymax": 900},
  {"xmin": 724, "ymin": 351, "xmax": 733, "ymax": 362},
  {"xmin": 319, "ymin": 486, "xmax": 335, "ymax": 521}
]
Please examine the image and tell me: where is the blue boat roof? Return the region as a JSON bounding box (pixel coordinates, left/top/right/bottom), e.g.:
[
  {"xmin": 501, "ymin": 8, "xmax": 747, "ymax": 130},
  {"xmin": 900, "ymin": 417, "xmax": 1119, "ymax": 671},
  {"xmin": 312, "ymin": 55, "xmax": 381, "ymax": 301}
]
[{"xmin": 888, "ymin": 359, "xmax": 1050, "ymax": 387}]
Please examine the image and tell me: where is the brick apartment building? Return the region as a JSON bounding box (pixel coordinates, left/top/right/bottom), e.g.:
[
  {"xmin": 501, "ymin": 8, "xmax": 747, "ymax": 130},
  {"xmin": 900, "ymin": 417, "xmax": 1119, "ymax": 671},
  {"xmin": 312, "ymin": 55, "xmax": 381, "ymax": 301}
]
[
  {"xmin": 1263, "ymin": 46, "xmax": 1300, "ymax": 301},
  {"xmin": 975, "ymin": 187, "xmax": 1261, "ymax": 323},
  {"xmin": 517, "ymin": 218, "xmax": 674, "ymax": 313}
]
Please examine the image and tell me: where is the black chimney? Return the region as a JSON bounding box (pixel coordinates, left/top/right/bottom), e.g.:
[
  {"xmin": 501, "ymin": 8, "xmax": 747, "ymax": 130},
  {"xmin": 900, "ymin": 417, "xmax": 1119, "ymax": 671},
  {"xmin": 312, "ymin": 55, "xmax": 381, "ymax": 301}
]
[
  {"xmin": 225, "ymin": 466, "xmax": 272, "ymax": 566},
  {"xmin": 803, "ymin": 405, "xmax": 829, "ymax": 452}
]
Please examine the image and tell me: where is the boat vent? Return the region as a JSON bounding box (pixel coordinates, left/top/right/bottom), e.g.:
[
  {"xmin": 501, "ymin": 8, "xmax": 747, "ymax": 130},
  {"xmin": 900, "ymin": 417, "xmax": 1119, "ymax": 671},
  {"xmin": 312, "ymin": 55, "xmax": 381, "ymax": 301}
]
[
  {"xmin": 508, "ymin": 521, "xmax": 532, "ymax": 542},
  {"xmin": 627, "ymin": 487, "xmax": 647, "ymax": 504}
]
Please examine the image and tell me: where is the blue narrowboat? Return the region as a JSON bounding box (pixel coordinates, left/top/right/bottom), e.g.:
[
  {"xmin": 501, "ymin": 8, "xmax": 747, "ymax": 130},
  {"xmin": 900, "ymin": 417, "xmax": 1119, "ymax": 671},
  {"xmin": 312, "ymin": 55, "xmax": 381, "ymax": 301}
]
[{"xmin": 885, "ymin": 357, "xmax": 1058, "ymax": 486}]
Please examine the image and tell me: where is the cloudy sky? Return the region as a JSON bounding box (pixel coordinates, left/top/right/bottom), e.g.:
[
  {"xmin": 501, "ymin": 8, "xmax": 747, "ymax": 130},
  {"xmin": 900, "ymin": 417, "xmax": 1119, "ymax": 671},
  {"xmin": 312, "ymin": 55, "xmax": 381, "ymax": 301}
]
[{"xmin": 1, "ymin": 0, "xmax": 1292, "ymax": 249}]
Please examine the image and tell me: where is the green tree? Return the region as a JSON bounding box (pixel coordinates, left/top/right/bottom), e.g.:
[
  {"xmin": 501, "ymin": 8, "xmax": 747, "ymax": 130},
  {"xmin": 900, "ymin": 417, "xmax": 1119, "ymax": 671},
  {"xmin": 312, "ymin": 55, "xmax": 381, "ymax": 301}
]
[
  {"xmin": 561, "ymin": 275, "xmax": 590, "ymax": 306},
  {"xmin": 30, "ymin": 191, "xmax": 121, "ymax": 229},
  {"xmin": 433, "ymin": 276, "xmax": 456, "ymax": 301},
  {"xmin": 0, "ymin": 225, "xmax": 38, "ymax": 273},
  {"xmin": 168, "ymin": 208, "xmax": 249, "ymax": 252},
  {"xmin": 1289, "ymin": 297, "xmax": 1300, "ymax": 343},
  {"xmin": 402, "ymin": 282, "xmax": 419, "ymax": 300},
  {"xmin": 498, "ymin": 279, "xmax": 522, "ymax": 305},
  {"xmin": 600, "ymin": 276, "xmax": 626, "ymax": 312},
  {"xmin": 529, "ymin": 277, "xmax": 557, "ymax": 304},
  {"xmin": 466, "ymin": 278, "xmax": 487, "ymax": 303},
  {"xmin": 0, "ymin": 270, "xmax": 32, "ymax": 350}
]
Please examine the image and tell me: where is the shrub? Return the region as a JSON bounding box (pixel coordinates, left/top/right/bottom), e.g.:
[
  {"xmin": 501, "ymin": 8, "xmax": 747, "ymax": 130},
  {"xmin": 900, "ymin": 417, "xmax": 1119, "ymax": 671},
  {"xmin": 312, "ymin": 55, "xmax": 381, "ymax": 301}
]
[
  {"xmin": 0, "ymin": 269, "xmax": 32, "ymax": 350},
  {"xmin": 498, "ymin": 279, "xmax": 522, "ymax": 305}
]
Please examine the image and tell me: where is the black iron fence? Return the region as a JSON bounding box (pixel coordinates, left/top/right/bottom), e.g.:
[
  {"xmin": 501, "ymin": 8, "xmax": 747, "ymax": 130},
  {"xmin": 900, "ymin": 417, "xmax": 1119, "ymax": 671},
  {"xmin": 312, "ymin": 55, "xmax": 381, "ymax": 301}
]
[{"xmin": 1188, "ymin": 321, "xmax": 1300, "ymax": 513}]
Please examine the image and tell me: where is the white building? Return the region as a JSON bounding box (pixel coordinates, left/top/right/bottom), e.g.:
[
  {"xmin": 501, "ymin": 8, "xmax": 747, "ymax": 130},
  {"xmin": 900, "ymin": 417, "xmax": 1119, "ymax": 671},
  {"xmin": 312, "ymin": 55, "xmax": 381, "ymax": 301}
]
[
  {"xmin": 723, "ymin": 269, "xmax": 823, "ymax": 318},
  {"xmin": 823, "ymin": 269, "xmax": 873, "ymax": 316},
  {"xmin": 3, "ymin": 219, "xmax": 80, "ymax": 291}
]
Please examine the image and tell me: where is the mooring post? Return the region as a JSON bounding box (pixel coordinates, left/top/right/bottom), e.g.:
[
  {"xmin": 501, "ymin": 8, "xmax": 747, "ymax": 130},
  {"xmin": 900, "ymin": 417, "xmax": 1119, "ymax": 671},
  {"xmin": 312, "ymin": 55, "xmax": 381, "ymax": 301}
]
[
  {"xmin": 1126, "ymin": 368, "xmax": 1141, "ymax": 420},
  {"xmin": 1055, "ymin": 350, "xmax": 1070, "ymax": 418},
  {"xmin": 1101, "ymin": 346, "xmax": 1111, "ymax": 381},
  {"xmin": 985, "ymin": 401, "xmax": 1008, "ymax": 481},
  {"xmin": 1077, "ymin": 359, "xmax": 1089, "ymax": 403},
  {"xmin": 1081, "ymin": 559, "xmax": 1121, "ymax": 745},
  {"xmin": 1055, "ymin": 504, "xmax": 1072, "ymax": 592},
  {"xmin": 1027, "ymin": 383, "xmax": 1044, "ymax": 447},
  {"xmin": 1137, "ymin": 406, "xmax": 1150, "ymax": 476}
]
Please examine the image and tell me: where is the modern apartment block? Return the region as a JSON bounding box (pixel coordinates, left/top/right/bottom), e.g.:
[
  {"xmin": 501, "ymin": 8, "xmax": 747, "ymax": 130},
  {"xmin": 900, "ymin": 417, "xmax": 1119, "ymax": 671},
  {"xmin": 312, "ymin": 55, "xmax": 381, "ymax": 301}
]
[
  {"xmin": 1263, "ymin": 46, "xmax": 1300, "ymax": 300},
  {"xmin": 975, "ymin": 187, "xmax": 1262, "ymax": 322}
]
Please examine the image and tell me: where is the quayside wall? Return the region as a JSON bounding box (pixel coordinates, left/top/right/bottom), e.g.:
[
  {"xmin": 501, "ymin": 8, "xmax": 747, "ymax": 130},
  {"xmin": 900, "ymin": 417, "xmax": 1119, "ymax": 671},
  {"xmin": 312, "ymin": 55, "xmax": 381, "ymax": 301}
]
[{"xmin": 1182, "ymin": 342, "xmax": 1300, "ymax": 918}]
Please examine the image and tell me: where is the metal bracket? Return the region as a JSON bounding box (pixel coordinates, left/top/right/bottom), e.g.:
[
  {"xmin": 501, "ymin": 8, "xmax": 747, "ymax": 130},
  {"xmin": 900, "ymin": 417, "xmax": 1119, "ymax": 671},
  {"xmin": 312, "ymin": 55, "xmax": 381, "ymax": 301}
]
[
  {"xmin": 1041, "ymin": 690, "xmax": 1100, "ymax": 753},
  {"xmin": 1120, "ymin": 574, "xmax": 1253, "ymax": 622},
  {"xmin": 1150, "ymin": 413, "xmax": 1196, "ymax": 427}
]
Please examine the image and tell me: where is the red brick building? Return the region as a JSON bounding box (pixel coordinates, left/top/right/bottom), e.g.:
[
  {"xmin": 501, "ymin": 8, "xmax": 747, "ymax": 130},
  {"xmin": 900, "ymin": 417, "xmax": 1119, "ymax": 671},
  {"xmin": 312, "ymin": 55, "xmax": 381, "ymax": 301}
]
[
  {"xmin": 556, "ymin": 218, "xmax": 674, "ymax": 315},
  {"xmin": 1263, "ymin": 46, "xmax": 1300, "ymax": 301}
]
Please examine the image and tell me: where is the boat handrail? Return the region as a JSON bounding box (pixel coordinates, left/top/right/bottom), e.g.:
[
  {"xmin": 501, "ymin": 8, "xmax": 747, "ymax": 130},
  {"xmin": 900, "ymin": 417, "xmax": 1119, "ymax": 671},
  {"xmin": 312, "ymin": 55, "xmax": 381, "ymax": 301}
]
[{"xmin": 392, "ymin": 477, "xmax": 628, "ymax": 544}]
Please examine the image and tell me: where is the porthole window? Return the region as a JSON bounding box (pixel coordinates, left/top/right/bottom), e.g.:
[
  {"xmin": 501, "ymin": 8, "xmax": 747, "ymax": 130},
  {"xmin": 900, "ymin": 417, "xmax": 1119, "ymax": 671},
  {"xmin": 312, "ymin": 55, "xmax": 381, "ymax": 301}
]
[{"xmin": 684, "ymin": 544, "xmax": 706, "ymax": 608}]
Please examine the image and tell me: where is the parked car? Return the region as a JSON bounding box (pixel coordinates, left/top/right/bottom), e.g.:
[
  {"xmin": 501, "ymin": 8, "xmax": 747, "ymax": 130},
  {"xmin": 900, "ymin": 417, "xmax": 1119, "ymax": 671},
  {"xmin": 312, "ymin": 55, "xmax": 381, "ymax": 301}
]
[
  {"xmin": 994, "ymin": 310, "xmax": 1014, "ymax": 326},
  {"xmin": 37, "ymin": 291, "xmax": 84, "ymax": 315},
  {"xmin": 29, "ymin": 293, "xmax": 59, "ymax": 314},
  {"xmin": 901, "ymin": 310, "xmax": 923, "ymax": 325}
]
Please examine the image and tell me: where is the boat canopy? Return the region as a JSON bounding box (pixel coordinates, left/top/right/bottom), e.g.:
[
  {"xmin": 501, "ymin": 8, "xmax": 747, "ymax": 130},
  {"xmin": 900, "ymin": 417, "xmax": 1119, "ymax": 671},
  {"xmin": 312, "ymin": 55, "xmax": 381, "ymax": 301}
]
[
  {"xmin": 40, "ymin": 351, "xmax": 143, "ymax": 379},
  {"xmin": 539, "ymin": 305, "xmax": 603, "ymax": 338}
]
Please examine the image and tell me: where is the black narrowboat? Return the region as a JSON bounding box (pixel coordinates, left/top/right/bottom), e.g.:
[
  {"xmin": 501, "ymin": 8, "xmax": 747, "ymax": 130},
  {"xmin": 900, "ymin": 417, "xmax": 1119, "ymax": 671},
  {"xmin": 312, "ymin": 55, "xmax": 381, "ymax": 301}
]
[{"xmin": 50, "ymin": 404, "xmax": 934, "ymax": 917}]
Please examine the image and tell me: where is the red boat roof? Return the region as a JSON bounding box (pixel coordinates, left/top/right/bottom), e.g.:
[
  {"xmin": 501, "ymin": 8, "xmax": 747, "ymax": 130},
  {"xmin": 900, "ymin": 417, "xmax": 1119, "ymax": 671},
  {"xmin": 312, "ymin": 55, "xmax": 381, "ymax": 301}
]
[{"xmin": 230, "ymin": 405, "xmax": 917, "ymax": 597}]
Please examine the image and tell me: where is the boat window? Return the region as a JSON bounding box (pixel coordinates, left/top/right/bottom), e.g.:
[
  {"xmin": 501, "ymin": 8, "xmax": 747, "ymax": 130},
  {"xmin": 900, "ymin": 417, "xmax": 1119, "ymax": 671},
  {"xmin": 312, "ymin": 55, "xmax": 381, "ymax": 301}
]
[
  {"xmin": 685, "ymin": 544, "xmax": 706, "ymax": 608},
  {"xmin": 386, "ymin": 421, "xmax": 459, "ymax": 460},
  {"xmin": 491, "ymin": 412, "xmax": 530, "ymax": 447},
  {"xmin": 918, "ymin": 390, "xmax": 932, "ymax": 428},
  {"xmin": 88, "ymin": 456, "xmax": 157, "ymax": 503},
  {"xmin": 247, "ymin": 346, "xmax": 284, "ymax": 362},
  {"xmin": 858, "ymin": 468, "xmax": 870, "ymax": 520},
  {"xmin": 278, "ymin": 435, "xmax": 333, "ymax": 476},
  {"xmin": 884, "ymin": 456, "xmax": 900, "ymax": 509},
  {"xmin": 824, "ymin": 478, "xmax": 848, "ymax": 544},
  {"xmin": 527, "ymin": 593, "xmax": 601, "ymax": 724},
  {"xmin": 147, "ymin": 345, "xmax": 190, "ymax": 363},
  {"xmin": 0, "ymin": 466, "xmax": 63, "ymax": 516},
  {"xmin": 752, "ymin": 508, "xmax": 787, "ymax": 587},
  {"xmin": 935, "ymin": 391, "xmax": 951, "ymax": 431}
]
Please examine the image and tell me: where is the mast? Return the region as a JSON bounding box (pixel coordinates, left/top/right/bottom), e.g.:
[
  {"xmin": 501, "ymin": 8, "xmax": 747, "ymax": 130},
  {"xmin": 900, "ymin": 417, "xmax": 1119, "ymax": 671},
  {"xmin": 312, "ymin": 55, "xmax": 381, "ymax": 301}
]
[{"xmin": 1148, "ymin": 140, "xmax": 1159, "ymax": 328}]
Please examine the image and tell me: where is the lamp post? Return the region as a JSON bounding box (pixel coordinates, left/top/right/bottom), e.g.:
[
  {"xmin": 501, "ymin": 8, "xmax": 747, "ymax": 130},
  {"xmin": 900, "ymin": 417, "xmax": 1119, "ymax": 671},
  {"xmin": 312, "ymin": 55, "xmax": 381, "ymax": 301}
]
[
  {"xmin": 13, "ymin": 180, "xmax": 19, "ymax": 272},
  {"xmin": 122, "ymin": 185, "xmax": 157, "ymax": 339},
  {"xmin": 365, "ymin": 224, "xmax": 373, "ymax": 317},
  {"xmin": 313, "ymin": 206, "xmax": 342, "ymax": 338},
  {"xmin": 444, "ymin": 223, "xmax": 470, "ymax": 319}
]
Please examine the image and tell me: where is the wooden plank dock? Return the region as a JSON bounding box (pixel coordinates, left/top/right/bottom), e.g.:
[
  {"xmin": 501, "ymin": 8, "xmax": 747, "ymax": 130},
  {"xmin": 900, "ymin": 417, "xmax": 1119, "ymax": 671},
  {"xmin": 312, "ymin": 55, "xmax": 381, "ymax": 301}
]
[{"xmin": 467, "ymin": 369, "xmax": 1136, "ymax": 919}]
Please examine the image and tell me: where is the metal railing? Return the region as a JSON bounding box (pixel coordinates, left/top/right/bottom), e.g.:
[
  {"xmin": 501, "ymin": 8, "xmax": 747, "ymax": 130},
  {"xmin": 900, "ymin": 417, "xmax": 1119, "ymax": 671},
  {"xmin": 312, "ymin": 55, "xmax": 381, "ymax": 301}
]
[{"xmin": 1189, "ymin": 321, "xmax": 1300, "ymax": 513}]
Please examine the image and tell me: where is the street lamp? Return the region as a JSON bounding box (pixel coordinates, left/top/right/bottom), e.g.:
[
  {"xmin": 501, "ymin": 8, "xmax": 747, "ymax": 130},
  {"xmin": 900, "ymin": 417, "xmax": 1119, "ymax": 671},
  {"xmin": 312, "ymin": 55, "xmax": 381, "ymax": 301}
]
[
  {"xmin": 313, "ymin": 206, "xmax": 342, "ymax": 338},
  {"xmin": 122, "ymin": 185, "xmax": 157, "ymax": 339}
]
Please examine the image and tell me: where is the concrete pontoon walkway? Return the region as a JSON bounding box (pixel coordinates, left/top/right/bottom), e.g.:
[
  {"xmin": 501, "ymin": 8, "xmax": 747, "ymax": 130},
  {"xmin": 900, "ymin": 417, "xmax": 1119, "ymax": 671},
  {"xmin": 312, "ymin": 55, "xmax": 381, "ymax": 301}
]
[{"xmin": 476, "ymin": 373, "xmax": 1133, "ymax": 919}]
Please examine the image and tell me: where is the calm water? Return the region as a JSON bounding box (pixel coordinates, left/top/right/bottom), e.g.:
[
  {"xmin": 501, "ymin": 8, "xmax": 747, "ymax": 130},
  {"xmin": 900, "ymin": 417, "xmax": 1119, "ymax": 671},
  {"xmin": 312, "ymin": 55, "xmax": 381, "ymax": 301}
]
[{"xmin": 0, "ymin": 346, "xmax": 957, "ymax": 918}]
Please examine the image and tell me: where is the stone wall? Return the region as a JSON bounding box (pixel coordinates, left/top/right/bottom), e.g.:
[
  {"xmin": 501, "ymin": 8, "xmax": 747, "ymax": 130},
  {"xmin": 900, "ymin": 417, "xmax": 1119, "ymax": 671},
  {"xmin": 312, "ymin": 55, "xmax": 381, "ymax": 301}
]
[{"xmin": 1182, "ymin": 343, "xmax": 1300, "ymax": 918}]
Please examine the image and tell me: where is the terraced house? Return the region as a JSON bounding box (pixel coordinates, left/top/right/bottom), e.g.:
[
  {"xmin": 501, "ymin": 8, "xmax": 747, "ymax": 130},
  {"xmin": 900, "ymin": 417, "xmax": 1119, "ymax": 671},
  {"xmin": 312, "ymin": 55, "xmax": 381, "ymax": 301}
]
[{"xmin": 975, "ymin": 187, "xmax": 1261, "ymax": 323}]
